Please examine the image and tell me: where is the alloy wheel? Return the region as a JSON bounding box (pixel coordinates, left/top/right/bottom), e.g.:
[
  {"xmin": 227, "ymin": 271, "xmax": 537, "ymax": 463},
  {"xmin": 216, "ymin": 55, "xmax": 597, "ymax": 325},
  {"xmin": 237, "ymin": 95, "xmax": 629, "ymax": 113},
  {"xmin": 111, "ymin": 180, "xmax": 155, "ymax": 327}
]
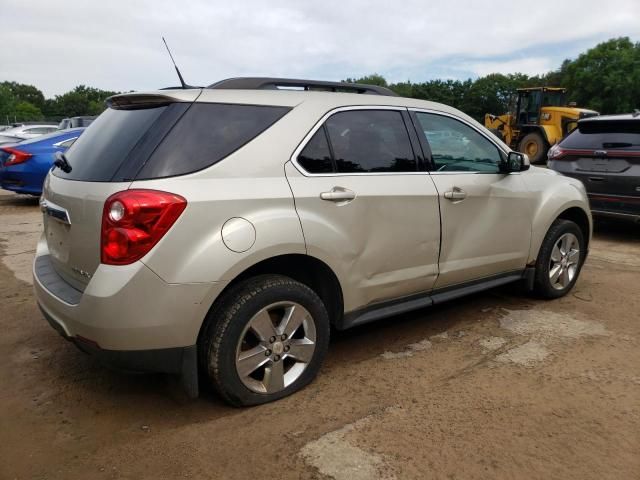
[
  {"xmin": 548, "ymin": 232, "xmax": 580, "ymax": 290},
  {"xmin": 235, "ymin": 301, "xmax": 317, "ymax": 394}
]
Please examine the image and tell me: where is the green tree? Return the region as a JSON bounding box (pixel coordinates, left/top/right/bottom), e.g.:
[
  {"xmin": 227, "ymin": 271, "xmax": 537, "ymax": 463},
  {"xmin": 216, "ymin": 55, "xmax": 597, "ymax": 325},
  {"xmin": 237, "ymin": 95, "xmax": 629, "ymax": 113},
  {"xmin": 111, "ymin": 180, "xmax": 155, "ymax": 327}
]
[
  {"xmin": 0, "ymin": 81, "xmax": 45, "ymax": 110},
  {"xmin": 343, "ymin": 74, "xmax": 388, "ymax": 87},
  {"xmin": 42, "ymin": 85, "xmax": 119, "ymax": 119},
  {"xmin": 557, "ymin": 37, "xmax": 640, "ymax": 113},
  {"xmin": 0, "ymin": 83, "xmax": 16, "ymax": 124},
  {"xmin": 14, "ymin": 101, "xmax": 43, "ymax": 121}
]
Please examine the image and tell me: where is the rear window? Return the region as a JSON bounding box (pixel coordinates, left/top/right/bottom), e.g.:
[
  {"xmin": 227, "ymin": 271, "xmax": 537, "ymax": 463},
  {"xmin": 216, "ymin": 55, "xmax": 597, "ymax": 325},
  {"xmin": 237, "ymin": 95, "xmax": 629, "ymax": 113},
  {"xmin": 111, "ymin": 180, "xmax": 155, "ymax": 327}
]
[
  {"xmin": 55, "ymin": 106, "xmax": 170, "ymax": 181},
  {"xmin": 561, "ymin": 129, "xmax": 640, "ymax": 150},
  {"xmin": 54, "ymin": 102, "xmax": 290, "ymax": 182}
]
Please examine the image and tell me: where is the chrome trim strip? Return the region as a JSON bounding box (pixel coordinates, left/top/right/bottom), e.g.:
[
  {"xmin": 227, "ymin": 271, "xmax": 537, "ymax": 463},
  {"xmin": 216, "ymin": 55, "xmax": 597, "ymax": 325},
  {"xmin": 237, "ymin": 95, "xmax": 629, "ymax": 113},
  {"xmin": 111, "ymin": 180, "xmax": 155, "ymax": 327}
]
[
  {"xmin": 40, "ymin": 199, "xmax": 71, "ymax": 225},
  {"xmin": 52, "ymin": 136, "xmax": 78, "ymax": 148},
  {"xmin": 289, "ymin": 105, "xmax": 512, "ymax": 178},
  {"xmin": 289, "ymin": 105, "xmax": 428, "ymax": 177}
]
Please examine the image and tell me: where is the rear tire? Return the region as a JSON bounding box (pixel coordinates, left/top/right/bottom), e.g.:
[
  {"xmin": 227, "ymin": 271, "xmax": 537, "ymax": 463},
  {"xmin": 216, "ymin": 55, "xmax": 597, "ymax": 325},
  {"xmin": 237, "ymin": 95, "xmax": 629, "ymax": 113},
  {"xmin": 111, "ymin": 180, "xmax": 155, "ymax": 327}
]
[
  {"xmin": 198, "ymin": 274, "xmax": 330, "ymax": 406},
  {"xmin": 533, "ymin": 219, "xmax": 585, "ymax": 299},
  {"xmin": 518, "ymin": 132, "xmax": 548, "ymax": 164}
]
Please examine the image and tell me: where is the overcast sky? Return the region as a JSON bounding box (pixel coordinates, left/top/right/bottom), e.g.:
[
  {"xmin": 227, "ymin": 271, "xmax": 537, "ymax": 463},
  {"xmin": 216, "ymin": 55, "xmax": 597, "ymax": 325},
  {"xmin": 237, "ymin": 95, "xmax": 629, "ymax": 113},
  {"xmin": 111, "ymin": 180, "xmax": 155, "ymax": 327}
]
[{"xmin": 2, "ymin": 0, "xmax": 639, "ymax": 97}]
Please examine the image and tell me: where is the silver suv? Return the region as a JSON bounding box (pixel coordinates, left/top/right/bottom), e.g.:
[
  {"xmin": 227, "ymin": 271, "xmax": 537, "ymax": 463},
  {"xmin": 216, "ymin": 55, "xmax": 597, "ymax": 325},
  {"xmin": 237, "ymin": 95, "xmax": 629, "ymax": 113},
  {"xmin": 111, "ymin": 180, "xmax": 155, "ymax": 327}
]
[{"xmin": 34, "ymin": 78, "xmax": 591, "ymax": 406}]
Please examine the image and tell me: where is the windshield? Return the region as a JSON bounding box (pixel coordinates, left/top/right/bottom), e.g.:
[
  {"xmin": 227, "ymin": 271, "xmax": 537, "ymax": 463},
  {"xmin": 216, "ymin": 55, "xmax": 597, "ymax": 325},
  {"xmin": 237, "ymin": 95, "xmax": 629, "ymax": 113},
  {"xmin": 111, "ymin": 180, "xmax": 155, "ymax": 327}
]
[{"xmin": 542, "ymin": 91, "xmax": 567, "ymax": 107}]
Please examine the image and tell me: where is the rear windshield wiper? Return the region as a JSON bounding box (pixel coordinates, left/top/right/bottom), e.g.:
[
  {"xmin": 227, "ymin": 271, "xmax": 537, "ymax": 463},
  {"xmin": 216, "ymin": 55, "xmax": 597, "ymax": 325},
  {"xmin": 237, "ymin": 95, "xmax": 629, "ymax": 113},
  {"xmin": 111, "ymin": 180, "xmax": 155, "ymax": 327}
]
[{"xmin": 53, "ymin": 152, "xmax": 72, "ymax": 173}]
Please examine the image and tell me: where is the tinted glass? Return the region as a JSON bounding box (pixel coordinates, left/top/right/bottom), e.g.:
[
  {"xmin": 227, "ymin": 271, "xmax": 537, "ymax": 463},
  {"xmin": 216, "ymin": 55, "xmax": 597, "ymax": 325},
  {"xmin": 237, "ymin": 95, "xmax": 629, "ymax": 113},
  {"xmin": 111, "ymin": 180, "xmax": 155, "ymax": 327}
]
[
  {"xmin": 562, "ymin": 129, "xmax": 640, "ymax": 150},
  {"xmin": 325, "ymin": 110, "xmax": 416, "ymax": 173},
  {"xmin": 541, "ymin": 91, "xmax": 566, "ymax": 107},
  {"xmin": 297, "ymin": 128, "xmax": 334, "ymax": 173},
  {"xmin": 416, "ymin": 113, "xmax": 502, "ymax": 173},
  {"xmin": 54, "ymin": 106, "xmax": 169, "ymax": 181},
  {"xmin": 137, "ymin": 103, "xmax": 290, "ymax": 179}
]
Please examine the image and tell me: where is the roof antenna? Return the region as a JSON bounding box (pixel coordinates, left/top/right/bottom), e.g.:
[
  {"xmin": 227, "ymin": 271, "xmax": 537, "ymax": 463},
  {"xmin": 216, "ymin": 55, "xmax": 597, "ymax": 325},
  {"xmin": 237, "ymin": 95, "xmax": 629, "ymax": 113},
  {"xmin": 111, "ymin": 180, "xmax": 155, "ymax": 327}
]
[{"xmin": 162, "ymin": 37, "xmax": 190, "ymax": 89}]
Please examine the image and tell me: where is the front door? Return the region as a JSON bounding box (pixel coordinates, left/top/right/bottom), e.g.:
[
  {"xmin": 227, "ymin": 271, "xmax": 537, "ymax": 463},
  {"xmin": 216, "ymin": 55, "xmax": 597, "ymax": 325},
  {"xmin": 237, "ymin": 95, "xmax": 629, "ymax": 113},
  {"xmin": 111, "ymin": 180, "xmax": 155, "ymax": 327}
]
[
  {"xmin": 412, "ymin": 110, "xmax": 534, "ymax": 288},
  {"xmin": 285, "ymin": 107, "xmax": 441, "ymax": 312}
]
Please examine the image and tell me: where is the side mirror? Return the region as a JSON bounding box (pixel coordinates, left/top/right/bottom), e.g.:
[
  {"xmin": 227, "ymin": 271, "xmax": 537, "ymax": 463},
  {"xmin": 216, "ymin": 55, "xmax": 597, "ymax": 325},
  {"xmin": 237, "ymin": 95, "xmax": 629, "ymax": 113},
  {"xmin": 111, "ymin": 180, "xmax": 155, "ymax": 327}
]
[{"xmin": 503, "ymin": 151, "xmax": 530, "ymax": 173}]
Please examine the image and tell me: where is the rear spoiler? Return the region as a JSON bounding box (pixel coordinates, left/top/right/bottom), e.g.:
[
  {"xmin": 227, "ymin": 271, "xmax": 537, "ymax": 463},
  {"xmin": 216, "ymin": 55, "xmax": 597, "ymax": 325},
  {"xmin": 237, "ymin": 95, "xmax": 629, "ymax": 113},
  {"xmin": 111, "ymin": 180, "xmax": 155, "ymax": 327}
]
[{"xmin": 106, "ymin": 90, "xmax": 202, "ymax": 110}]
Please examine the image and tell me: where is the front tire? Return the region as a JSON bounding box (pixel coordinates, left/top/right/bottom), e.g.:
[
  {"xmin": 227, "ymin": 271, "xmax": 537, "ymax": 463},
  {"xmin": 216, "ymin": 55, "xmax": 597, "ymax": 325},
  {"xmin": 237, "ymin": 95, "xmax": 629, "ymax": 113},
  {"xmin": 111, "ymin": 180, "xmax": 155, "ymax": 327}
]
[
  {"xmin": 533, "ymin": 219, "xmax": 585, "ymax": 299},
  {"xmin": 199, "ymin": 274, "xmax": 330, "ymax": 406}
]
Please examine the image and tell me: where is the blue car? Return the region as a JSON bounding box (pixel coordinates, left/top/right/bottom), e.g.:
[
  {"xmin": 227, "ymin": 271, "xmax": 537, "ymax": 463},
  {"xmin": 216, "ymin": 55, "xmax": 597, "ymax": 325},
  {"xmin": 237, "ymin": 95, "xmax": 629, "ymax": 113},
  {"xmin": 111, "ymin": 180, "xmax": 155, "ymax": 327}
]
[{"xmin": 0, "ymin": 128, "xmax": 84, "ymax": 195}]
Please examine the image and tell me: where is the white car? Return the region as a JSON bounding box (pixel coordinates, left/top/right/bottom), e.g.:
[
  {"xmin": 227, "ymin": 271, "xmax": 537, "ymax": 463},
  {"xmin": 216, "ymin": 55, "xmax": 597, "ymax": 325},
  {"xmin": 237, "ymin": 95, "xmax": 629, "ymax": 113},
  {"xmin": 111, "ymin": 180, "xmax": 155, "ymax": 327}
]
[
  {"xmin": 3, "ymin": 124, "xmax": 58, "ymax": 139},
  {"xmin": 34, "ymin": 77, "xmax": 592, "ymax": 406}
]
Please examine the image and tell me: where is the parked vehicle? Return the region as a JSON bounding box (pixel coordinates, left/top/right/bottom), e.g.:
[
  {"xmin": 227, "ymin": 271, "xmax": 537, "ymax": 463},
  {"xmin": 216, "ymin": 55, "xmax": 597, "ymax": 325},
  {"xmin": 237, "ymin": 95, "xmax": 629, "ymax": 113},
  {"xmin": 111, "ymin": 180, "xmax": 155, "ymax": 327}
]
[
  {"xmin": 484, "ymin": 87, "xmax": 598, "ymax": 164},
  {"xmin": 0, "ymin": 128, "xmax": 84, "ymax": 195},
  {"xmin": 58, "ymin": 116, "xmax": 96, "ymax": 130},
  {"xmin": 548, "ymin": 112, "xmax": 640, "ymax": 222},
  {"xmin": 2, "ymin": 123, "xmax": 58, "ymax": 139},
  {"xmin": 0, "ymin": 134, "xmax": 23, "ymax": 146},
  {"xmin": 34, "ymin": 78, "xmax": 591, "ymax": 406}
]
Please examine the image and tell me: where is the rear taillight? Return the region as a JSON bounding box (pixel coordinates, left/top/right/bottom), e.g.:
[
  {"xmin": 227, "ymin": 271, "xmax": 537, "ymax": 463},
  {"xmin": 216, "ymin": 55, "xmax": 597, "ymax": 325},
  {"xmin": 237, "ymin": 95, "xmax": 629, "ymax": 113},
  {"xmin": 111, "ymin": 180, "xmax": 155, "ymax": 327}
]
[
  {"xmin": 547, "ymin": 145, "xmax": 566, "ymax": 160},
  {"xmin": 2, "ymin": 147, "xmax": 33, "ymax": 166},
  {"xmin": 101, "ymin": 190, "xmax": 187, "ymax": 265}
]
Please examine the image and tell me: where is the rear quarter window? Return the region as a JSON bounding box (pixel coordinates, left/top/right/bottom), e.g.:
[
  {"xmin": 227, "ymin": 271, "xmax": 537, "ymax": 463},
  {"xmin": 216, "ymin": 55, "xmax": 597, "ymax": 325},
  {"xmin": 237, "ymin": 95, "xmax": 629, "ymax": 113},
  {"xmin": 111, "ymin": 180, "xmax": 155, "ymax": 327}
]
[
  {"xmin": 136, "ymin": 103, "xmax": 290, "ymax": 179},
  {"xmin": 55, "ymin": 105, "xmax": 171, "ymax": 181}
]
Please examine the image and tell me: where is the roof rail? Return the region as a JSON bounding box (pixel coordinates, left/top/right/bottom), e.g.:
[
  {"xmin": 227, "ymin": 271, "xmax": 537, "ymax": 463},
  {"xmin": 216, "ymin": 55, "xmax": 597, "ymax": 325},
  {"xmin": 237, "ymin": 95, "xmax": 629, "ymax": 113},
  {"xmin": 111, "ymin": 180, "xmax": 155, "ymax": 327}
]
[{"xmin": 207, "ymin": 77, "xmax": 398, "ymax": 96}]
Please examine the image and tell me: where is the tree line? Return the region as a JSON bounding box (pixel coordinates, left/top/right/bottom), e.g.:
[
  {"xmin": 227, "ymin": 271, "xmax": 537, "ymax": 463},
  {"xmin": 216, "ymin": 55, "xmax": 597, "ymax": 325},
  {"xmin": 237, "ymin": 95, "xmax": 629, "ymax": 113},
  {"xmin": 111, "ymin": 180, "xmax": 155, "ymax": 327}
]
[
  {"xmin": 2, "ymin": 37, "xmax": 639, "ymax": 124},
  {"xmin": 350, "ymin": 37, "xmax": 640, "ymax": 120},
  {"xmin": 0, "ymin": 84, "xmax": 119, "ymax": 124}
]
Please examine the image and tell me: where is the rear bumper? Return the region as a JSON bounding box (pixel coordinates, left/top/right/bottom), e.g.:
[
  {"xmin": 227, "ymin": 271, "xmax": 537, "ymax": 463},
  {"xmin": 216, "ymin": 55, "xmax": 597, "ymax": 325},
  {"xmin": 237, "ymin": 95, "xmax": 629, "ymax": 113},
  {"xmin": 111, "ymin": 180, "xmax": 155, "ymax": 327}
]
[
  {"xmin": 0, "ymin": 180, "xmax": 41, "ymax": 195},
  {"xmin": 33, "ymin": 234, "xmax": 225, "ymax": 353},
  {"xmin": 40, "ymin": 304, "xmax": 200, "ymax": 397},
  {"xmin": 39, "ymin": 302, "xmax": 197, "ymax": 374},
  {"xmin": 0, "ymin": 167, "xmax": 45, "ymax": 195}
]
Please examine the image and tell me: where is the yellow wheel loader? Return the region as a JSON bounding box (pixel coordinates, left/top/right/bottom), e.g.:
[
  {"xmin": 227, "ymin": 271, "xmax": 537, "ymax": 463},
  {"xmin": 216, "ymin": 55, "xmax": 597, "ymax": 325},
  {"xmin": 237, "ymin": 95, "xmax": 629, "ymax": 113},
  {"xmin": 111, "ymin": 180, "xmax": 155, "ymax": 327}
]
[{"xmin": 484, "ymin": 87, "xmax": 598, "ymax": 164}]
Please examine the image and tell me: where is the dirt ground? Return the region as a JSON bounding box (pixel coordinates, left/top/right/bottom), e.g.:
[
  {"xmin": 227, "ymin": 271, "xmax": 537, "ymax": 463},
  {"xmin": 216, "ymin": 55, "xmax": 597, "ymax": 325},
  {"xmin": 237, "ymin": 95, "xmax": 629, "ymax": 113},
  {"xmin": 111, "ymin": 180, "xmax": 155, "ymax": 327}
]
[{"xmin": 1, "ymin": 189, "xmax": 638, "ymax": 480}]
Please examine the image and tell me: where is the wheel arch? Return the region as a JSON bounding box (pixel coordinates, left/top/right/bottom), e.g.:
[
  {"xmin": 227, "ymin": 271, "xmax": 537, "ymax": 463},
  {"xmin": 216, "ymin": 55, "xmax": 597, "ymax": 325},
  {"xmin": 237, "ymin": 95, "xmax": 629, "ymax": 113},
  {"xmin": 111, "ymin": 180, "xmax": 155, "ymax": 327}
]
[
  {"xmin": 199, "ymin": 254, "xmax": 345, "ymax": 334},
  {"xmin": 528, "ymin": 201, "xmax": 592, "ymax": 265},
  {"xmin": 557, "ymin": 207, "xmax": 591, "ymax": 251}
]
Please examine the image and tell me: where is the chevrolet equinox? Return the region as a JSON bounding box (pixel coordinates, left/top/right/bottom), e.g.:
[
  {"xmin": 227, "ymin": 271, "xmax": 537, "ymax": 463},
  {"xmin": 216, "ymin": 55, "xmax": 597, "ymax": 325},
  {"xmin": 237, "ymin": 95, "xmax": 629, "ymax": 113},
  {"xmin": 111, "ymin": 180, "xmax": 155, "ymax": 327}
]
[{"xmin": 34, "ymin": 78, "xmax": 592, "ymax": 406}]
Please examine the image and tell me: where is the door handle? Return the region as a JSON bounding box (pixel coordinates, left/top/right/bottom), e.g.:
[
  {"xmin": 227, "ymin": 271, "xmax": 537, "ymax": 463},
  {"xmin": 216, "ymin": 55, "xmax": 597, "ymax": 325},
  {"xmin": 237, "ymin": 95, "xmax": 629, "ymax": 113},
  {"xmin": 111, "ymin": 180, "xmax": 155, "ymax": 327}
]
[
  {"xmin": 443, "ymin": 187, "xmax": 467, "ymax": 201},
  {"xmin": 320, "ymin": 187, "xmax": 356, "ymax": 202},
  {"xmin": 588, "ymin": 176, "xmax": 605, "ymax": 182}
]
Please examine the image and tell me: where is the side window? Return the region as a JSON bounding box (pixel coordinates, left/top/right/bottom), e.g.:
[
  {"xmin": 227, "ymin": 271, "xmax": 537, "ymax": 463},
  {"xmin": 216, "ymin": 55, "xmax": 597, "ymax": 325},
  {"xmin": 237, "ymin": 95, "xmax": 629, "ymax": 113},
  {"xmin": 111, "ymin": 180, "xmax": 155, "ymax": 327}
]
[
  {"xmin": 415, "ymin": 113, "xmax": 502, "ymax": 173},
  {"xmin": 297, "ymin": 128, "xmax": 334, "ymax": 174},
  {"xmin": 325, "ymin": 110, "xmax": 416, "ymax": 173}
]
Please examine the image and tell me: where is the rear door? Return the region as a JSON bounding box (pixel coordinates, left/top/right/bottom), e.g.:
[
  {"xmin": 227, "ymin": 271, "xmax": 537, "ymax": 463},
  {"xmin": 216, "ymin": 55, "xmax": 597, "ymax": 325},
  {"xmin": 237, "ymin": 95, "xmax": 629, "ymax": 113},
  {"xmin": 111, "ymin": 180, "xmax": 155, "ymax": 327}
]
[
  {"xmin": 411, "ymin": 109, "xmax": 533, "ymax": 288},
  {"xmin": 285, "ymin": 107, "xmax": 441, "ymax": 312}
]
